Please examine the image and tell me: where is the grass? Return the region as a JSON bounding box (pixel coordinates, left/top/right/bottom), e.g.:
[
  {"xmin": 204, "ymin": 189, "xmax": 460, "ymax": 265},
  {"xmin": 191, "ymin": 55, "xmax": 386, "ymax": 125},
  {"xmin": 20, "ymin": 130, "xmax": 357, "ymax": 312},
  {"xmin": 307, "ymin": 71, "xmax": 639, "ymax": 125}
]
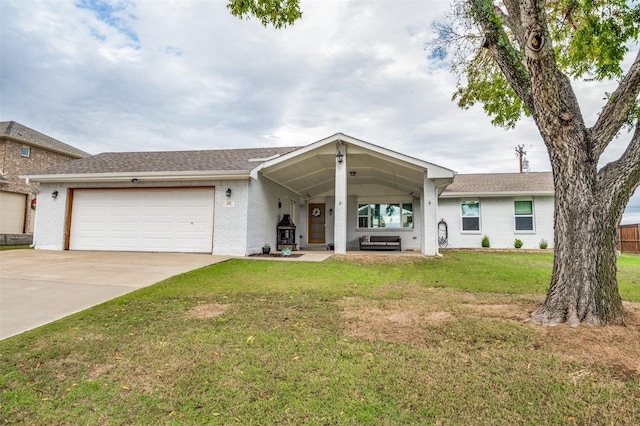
[
  {"xmin": 0, "ymin": 245, "xmax": 31, "ymax": 251},
  {"xmin": 1, "ymin": 251, "xmax": 639, "ymax": 424}
]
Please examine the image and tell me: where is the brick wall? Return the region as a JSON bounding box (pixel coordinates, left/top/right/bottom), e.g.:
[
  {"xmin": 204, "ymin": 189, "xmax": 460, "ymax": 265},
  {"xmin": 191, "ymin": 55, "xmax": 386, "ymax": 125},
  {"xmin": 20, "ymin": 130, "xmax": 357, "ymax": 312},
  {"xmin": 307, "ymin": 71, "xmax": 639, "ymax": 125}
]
[{"xmin": 1, "ymin": 140, "xmax": 82, "ymax": 233}]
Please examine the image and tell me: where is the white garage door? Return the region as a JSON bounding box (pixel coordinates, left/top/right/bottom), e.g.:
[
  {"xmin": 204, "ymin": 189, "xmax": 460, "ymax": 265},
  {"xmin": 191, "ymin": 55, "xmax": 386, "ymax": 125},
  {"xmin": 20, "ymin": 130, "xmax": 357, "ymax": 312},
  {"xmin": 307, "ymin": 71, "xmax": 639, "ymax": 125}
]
[
  {"xmin": 0, "ymin": 191, "xmax": 27, "ymax": 234},
  {"xmin": 69, "ymin": 188, "xmax": 214, "ymax": 253}
]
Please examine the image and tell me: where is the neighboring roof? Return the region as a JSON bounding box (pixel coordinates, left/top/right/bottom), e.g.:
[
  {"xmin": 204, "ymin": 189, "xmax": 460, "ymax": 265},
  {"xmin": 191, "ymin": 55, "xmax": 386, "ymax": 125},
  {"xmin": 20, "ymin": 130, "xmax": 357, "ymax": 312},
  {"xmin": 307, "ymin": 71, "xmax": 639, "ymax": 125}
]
[
  {"xmin": 441, "ymin": 172, "xmax": 554, "ymax": 197},
  {"xmin": 0, "ymin": 121, "xmax": 90, "ymax": 158},
  {"xmin": 24, "ymin": 147, "xmax": 301, "ymax": 181}
]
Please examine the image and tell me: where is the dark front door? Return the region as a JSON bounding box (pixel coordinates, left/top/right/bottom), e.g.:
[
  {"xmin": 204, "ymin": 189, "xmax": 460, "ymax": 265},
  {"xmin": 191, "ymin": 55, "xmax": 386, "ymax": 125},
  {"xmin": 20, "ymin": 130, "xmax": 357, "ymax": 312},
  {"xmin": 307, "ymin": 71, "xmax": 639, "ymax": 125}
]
[{"xmin": 308, "ymin": 203, "xmax": 325, "ymax": 244}]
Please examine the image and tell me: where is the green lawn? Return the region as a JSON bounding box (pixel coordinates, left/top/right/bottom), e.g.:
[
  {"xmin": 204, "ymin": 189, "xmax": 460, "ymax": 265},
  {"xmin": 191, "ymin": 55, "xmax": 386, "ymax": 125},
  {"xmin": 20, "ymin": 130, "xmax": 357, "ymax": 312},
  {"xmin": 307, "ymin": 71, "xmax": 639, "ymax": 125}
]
[{"xmin": 1, "ymin": 251, "xmax": 639, "ymax": 424}]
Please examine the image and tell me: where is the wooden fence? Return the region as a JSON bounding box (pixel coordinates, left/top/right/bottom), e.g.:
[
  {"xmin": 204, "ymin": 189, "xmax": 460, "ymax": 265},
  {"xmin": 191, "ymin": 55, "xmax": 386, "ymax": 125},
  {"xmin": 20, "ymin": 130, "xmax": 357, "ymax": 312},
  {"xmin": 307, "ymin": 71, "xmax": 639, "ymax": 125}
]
[{"xmin": 617, "ymin": 224, "xmax": 640, "ymax": 254}]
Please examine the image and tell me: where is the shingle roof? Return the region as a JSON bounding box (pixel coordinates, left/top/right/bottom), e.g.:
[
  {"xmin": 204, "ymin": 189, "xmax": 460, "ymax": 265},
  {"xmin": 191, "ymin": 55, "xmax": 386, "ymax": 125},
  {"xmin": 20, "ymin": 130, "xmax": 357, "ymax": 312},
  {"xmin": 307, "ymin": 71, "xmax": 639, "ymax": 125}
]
[
  {"xmin": 442, "ymin": 172, "xmax": 554, "ymax": 195},
  {"xmin": 29, "ymin": 147, "xmax": 302, "ymax": 175},
  {"xmin": 0, "ymin": 121, "xmax": 90, "ymax": 158}
]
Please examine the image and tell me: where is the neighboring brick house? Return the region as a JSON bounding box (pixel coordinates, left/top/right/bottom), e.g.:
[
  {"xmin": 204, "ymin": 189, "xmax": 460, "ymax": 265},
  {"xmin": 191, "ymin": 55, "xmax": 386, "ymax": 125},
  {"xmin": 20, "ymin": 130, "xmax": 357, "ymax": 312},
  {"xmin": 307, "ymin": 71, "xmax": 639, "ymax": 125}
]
[{"xmin": 0, "ymin": 121, "xmax": 89, "ymax": 238}]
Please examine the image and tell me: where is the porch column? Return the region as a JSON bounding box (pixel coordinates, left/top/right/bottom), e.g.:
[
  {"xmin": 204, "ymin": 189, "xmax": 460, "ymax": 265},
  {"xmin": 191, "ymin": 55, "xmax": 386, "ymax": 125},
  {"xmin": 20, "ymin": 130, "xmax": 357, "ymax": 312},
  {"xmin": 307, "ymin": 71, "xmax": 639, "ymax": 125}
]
[
  {"xmin": 421, "ymin": 173, "xmax": 438, "ymax": 256},
  {"xmin": 334, "ymin": 144, "xmax": 347, "ymax": 254}
]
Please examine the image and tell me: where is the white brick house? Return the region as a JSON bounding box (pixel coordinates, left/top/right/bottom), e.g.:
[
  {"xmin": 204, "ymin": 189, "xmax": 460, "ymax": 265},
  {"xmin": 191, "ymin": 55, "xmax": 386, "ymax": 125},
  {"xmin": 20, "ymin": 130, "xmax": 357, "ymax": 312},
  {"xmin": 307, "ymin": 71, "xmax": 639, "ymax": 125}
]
[
  {"xmin": 23, "ymin": 133, "xmax": 455, "ymax": 256},
  {"xmin": 438, "ymin": 173, "xmax": 555, "ymax": 249}
]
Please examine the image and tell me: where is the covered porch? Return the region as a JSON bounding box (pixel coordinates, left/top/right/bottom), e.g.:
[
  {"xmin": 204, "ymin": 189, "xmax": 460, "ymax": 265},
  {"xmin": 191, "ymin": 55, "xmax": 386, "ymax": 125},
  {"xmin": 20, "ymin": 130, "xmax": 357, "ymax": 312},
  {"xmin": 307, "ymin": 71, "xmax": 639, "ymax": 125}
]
[{"xmin": 254, "ymin": 134, "xmax": 454, "ymax": 256}]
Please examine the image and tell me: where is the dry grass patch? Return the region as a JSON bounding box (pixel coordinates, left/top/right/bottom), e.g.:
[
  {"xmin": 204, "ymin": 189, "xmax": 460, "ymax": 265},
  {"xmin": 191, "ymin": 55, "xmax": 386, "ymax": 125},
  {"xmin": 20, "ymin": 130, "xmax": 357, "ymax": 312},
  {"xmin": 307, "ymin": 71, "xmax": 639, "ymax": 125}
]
[
  {"xmin": 343, "ymin": 282, "xmax": 640, "ymax": 376},
  {"xmin": 535, "ymin": 301, "xmax": 640, "ymax": 378},
  {"xmin": 186, "ymin": 303, "xmax": 230, "ymax": 319}
]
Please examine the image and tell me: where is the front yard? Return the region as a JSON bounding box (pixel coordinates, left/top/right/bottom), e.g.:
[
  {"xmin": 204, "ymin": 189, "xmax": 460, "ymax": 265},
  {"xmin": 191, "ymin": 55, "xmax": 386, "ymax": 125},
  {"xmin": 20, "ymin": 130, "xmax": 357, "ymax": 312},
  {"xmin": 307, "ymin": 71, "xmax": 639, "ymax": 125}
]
[{"xmin": 1, "ymin": 252, "xmax": 639, "ymax": 424}]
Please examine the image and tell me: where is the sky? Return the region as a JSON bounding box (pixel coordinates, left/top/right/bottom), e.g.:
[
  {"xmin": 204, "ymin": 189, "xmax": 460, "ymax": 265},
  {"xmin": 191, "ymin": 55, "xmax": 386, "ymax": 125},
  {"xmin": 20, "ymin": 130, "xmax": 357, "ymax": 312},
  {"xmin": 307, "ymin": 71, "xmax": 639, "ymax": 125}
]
[{"xmin": 1, "ymin": 0, "xmax": 639, "ymax": 223}]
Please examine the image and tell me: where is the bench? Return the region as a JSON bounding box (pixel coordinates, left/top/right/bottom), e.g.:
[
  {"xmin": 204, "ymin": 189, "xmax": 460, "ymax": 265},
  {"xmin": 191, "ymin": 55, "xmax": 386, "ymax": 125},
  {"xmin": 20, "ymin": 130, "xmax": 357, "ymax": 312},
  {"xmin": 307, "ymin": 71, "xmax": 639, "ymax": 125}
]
[{"xmin": 359, "ymin": 235, "xmax": 401, "ymax": 251}]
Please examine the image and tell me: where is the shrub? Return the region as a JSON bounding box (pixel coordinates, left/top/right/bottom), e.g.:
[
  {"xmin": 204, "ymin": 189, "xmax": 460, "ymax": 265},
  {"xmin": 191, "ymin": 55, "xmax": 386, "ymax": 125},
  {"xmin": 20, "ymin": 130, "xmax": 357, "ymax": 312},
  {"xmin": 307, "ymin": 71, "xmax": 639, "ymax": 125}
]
[
  {"xmin": 481, "ymin": 235, "xmax": 490, "ymax": 248},
  {"xmin": 514, "ymin": 239, "xmax": 523, "ymax": 249},
  {"xmin": 539, "ymin": 239, "xmax": 548, "ymax": 249}
]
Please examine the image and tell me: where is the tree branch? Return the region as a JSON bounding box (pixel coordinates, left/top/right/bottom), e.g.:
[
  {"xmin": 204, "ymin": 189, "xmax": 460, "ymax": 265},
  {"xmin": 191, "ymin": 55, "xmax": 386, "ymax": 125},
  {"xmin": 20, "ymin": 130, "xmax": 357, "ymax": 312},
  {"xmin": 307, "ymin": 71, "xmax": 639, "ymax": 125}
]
[
  {"xmin": 500, "ymin": 0, "xmax": 526, "ymax": 49},
  {"xmin": 591, "ymin": 51, "xmax": 640, "ymax": 159},
  {"xmin": 468, "ymin": 0, "xmax": 534, "ymax": 113},
  {"xmin": 597, "ymin": 123, "xmax": 640, "ymax": 213}
]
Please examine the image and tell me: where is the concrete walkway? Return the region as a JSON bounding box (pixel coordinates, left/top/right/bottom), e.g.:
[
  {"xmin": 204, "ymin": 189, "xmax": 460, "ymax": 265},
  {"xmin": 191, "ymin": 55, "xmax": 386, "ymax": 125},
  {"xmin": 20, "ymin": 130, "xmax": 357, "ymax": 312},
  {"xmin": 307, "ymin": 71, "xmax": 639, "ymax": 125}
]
[{"xmin": 0, "ymin": 250, "xmax": 230, "ymax": 340}]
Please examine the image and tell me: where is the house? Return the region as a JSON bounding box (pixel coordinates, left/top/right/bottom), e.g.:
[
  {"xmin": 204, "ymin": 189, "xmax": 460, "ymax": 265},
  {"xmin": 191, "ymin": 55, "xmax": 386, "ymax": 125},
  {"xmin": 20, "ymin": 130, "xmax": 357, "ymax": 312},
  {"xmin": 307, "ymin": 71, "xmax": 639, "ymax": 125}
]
[
  {"xmin": 438, "ymin": 172, "xmax": 555, "ymax": 249},
  {"xmin": 0, "ymin": 121, "xmax": 89, "ymax": 242},
  {"xmin": 22, "ymin": 133, "xmax": 456, "ymax": 256}
]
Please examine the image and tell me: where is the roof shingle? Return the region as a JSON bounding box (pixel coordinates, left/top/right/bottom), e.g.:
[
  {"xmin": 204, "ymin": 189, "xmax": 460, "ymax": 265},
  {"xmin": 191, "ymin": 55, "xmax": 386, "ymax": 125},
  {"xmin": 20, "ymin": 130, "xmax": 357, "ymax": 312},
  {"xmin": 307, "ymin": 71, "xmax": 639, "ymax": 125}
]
[
  {"xmin": 443, "ymin": 172, "xmax": 554, "ymax": 195},
  {"xmin": 29, "ymin": 147, "xmax": 301, "ymax": 176},
  {"xmin": 0, "ymin": 121, "xmax": 90, "ymax": 158}
]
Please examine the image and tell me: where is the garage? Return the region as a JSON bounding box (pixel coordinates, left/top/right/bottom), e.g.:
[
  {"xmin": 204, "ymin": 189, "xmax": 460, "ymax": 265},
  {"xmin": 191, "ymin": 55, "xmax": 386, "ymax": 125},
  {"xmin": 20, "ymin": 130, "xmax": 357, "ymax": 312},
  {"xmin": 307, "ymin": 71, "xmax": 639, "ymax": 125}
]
[
  {"xmin": 69, "ymin": 188, "xmax": 215, "ymax": 253},
  {"xmin": 0, "ymin": 191, "xmax": 27, "ymax": 234}
]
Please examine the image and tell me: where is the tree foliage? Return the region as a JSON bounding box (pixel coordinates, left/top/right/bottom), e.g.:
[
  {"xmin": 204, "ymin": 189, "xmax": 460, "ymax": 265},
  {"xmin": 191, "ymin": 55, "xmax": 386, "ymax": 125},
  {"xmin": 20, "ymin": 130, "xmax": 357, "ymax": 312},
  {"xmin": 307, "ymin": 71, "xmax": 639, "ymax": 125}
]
[
  {"xmin": 227, "ymin": 0, "xmax": 302, "ymax": 29},
  {"xmin": 432, "ymin": 0, "xmax": 640, "ymax": 129}
]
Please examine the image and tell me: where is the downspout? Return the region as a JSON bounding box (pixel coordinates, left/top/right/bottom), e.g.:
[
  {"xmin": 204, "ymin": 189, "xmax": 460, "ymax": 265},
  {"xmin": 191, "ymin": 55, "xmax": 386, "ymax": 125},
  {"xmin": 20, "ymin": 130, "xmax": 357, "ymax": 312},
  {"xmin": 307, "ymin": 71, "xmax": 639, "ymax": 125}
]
[{"xmin": 25, "ymin": 178, "xmax": 39, "ymax": 248}]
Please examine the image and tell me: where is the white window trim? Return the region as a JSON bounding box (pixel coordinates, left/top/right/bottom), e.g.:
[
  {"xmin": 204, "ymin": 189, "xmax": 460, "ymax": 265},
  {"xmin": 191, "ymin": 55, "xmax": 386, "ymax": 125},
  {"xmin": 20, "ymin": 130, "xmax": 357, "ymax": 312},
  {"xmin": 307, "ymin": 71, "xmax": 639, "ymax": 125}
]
[
  {"xmin": 21, "ymin": 146, "xmax": 31, "ymax": 157},
  {"xmin": 460, "ymin": 200, "xmax": 481, "ymax": 234},
  {"xmin": 514, "ymin": 199, "xmax": 536, "ymax": 233},
  {"xmin": 357, "ymin": 200, "xmax": 414, "ymax": 230}
]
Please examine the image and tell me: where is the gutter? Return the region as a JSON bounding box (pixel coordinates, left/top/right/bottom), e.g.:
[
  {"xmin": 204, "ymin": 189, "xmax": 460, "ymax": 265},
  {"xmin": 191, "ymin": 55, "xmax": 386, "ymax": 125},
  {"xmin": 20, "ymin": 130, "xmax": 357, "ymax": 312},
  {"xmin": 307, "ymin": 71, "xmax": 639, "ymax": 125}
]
[
  {"xmin": 440, "ymin": 191, "xmax": 555, "ymax": 198},
  {"xmin": 24, "ymin": 177, "xmax": 39, "ymax": 194},
  {"xmin": 20, "ymin": 170, "xmax": 252, "ymax": 183}
]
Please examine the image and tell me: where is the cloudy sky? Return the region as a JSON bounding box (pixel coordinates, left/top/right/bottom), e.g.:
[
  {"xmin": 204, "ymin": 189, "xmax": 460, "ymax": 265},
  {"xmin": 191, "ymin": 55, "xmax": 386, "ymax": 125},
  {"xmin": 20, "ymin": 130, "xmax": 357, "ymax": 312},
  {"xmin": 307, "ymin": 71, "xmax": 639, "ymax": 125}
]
[{"xmin": 1, "ymin": 0, "xmax": 638, "ymax": 222}]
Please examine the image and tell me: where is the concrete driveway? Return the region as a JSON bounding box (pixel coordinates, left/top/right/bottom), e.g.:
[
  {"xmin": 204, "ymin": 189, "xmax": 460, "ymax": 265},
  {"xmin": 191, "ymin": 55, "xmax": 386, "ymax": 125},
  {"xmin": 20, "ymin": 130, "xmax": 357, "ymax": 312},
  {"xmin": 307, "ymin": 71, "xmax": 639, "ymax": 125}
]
[{"xmin": 0, "ymin": 250, "xmax": 229, "ymax": 340}]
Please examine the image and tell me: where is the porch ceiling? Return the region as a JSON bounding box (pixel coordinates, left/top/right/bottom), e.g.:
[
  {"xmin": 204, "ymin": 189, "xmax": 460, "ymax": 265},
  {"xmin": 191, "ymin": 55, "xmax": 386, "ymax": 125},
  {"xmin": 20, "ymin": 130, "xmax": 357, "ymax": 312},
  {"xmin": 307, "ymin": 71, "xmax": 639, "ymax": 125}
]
[{"xmin": 259, "ymin": 143, "xmax": 427, "ymax": 199}]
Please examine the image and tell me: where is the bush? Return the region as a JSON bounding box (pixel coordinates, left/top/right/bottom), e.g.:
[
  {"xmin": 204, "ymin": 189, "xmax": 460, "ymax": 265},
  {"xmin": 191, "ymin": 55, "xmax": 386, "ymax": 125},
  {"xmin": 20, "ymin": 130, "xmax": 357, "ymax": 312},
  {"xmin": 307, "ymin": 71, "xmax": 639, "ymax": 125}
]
[
  {"xmin": 514, "ymin": 239, "xmax": 523, "ymax": 249},
  {"xmin": 539, "ymin": 239, "xmax": 548, "ymax": 249},
  {"xmin": 481, "ymin": 235, "xmax": 490, "ymax": 248}
]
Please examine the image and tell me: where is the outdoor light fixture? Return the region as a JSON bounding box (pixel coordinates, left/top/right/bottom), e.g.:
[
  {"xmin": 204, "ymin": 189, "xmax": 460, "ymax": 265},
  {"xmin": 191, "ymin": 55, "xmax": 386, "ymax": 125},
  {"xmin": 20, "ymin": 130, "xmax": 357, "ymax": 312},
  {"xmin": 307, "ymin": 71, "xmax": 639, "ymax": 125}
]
[
  {"xmin": 336, "ymin": 151, "xmax": 344, "ymax": 164},
  {"xmin": 52, "ymin": 190, "xmax": 58, "ymax": 199},
  {"xmin": 278, "ymin": 198, "xmax": 282, "ymax": 208},
  {"xmin": 226, "ymin": 188, "xmax": 232, "ymax": 197},
  {"xmin": 329, "ymin": 208, "xmax": 333, "ymax": 216}
]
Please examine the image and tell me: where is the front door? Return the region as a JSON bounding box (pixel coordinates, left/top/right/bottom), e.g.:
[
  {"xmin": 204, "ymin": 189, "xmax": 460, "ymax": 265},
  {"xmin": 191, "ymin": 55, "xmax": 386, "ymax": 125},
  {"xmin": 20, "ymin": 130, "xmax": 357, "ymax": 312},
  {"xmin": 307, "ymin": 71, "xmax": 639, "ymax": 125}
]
[{"xmin": 308, "ymin": 203, "xmax": 326, "ymax": 244}]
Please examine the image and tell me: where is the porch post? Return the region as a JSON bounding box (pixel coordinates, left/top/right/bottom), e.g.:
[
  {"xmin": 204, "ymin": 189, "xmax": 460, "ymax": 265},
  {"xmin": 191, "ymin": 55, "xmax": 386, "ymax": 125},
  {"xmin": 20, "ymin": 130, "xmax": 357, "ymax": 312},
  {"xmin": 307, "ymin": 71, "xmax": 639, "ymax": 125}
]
[
  {"xmin": 334, "ymin": 143, "xmax": 347, "ymax": 254},
  {"xmin": 421, "ymin": 173, "xmax": 437, "ymax": 256}
]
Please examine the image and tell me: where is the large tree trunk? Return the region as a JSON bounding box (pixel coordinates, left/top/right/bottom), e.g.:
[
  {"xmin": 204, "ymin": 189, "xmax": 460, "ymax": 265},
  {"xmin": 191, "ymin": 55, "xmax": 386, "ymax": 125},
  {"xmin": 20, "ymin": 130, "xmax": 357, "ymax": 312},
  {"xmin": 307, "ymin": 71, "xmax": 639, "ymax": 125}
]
[{"xmin": 529, "ymin": 162, "xmax": 625, "ymax": 326}]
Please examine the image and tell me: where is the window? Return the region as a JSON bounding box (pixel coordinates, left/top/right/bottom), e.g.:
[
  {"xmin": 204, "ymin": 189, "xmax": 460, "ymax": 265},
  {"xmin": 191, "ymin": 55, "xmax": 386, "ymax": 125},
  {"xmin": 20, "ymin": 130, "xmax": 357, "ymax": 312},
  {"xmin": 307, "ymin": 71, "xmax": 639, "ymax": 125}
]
[
  {"xmin": 514, "ymin": 200, "xmax": 534, "ymax": 231},
  {"xmin": 21, "ymin": 146, "xmax": 30, "ymax": 157},
  {"xmin": 461, "ymin": 201, "xmax": 480, "ymax": 231},
  {"xmin": 357, "ymin": 203, "xmax": 413, "ymax": 229}
]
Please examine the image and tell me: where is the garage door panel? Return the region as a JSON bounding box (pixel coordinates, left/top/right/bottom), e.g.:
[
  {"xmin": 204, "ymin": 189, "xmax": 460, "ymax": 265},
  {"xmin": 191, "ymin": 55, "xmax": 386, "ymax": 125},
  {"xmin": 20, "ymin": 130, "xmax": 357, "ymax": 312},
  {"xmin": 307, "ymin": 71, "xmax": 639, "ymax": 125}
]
[
  {"xmin": 0, "ymin": 192, "xmax": 27, "ymax": 234},
  {"xmin": 70, "ymin": 189, "xmax": 214, "ymax": 253}
]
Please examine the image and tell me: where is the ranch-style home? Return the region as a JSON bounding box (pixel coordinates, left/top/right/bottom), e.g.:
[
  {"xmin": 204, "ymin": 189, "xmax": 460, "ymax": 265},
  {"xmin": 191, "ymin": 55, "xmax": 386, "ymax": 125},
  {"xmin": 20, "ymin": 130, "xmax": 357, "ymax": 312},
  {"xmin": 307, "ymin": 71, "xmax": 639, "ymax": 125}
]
[{"xmin": 22, "ymin": 133, "xmax": 555, "ymax": 256}]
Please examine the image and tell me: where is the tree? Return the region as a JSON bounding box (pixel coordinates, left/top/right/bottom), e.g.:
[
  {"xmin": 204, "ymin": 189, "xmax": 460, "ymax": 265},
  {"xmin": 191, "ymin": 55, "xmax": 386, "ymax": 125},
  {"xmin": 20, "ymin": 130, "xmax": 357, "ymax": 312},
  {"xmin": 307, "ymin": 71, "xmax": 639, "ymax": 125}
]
[
  {"xmin": 431, "ymin": 0, "xmax": 640, "ymax": 327},
  {"xmin": 228, "ymin": 0, "xmax": 640, "ymax": 326}
]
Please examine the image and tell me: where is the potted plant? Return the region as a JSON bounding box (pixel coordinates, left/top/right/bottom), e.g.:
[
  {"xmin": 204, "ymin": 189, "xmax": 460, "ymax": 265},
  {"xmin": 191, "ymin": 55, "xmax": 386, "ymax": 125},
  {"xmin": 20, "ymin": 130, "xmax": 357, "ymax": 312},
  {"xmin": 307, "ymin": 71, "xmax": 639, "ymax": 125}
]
[
  {"xmin": 281, "ymin": 245, "xmax": 292, "ymax": 257},
  {"xmin": 262, "ymin": 243, "xmax": 271, "ymax": 255}
]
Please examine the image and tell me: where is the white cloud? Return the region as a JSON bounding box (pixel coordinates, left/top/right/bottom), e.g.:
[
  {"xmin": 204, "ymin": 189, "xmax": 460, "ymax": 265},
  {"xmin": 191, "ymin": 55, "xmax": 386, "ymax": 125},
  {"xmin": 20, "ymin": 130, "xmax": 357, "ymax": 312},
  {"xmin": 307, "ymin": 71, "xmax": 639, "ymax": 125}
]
[{"xmin": 1, "ymin": 0, "xmax": 638, "ymax": 221}]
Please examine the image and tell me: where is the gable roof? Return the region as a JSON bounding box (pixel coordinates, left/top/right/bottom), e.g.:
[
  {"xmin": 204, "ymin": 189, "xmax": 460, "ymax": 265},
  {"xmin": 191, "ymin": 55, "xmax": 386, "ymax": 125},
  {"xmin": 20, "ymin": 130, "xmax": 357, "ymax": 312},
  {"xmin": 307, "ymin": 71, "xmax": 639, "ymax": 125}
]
[
  {"xmin": 441, "ymin": 172, "xmax": 554, "ymax": 197},
  {"xmin": 23, "ymin": 147, "xmax": 301, "ymax": 182},
  {"xmin": 0, "ymin": 121, "xmax": 90, "ymax": 158}
]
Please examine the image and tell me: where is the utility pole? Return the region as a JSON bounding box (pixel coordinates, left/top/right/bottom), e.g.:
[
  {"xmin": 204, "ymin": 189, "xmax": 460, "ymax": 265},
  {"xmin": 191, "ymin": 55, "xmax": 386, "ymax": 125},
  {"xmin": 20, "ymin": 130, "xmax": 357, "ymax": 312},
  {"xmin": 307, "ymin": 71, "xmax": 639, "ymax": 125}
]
[{"xmin": 515, "ymin": 145, "xmax": 527, "ymax": 173}]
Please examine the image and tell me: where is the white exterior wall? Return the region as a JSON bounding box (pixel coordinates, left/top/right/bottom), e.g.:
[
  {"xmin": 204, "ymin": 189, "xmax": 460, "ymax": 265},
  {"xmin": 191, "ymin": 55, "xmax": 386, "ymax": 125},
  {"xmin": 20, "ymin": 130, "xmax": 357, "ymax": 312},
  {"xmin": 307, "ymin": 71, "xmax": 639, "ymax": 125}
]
[
  {"xmin": 438, "ymin": 196, "xmax": 555, "ymax": 249},
  {"xmin": 421, "ymin": 177, "xmax": 438, "ymax": 255},
  {"xmin": 246, "ymin": 174, "xmax": 301, "ymax": 255},
  {"xmin": 34, "ymin": 179, "xmax": 260, "ymax": 256},
  {"xmin": 33, "ymin": 183, "xmax": 69, "ymax": 250}
]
